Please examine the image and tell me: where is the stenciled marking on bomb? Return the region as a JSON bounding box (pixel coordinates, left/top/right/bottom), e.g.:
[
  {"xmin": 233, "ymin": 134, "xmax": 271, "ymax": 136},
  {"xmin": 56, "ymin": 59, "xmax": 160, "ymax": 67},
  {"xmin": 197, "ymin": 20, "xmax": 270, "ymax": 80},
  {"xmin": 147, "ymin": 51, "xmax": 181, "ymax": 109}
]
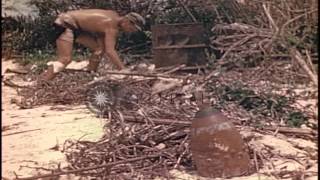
[
  {"xmin": 85, "ymin": 81, "xmax": 140, "ymax": 115},
  {"xmin": 85, "ymin": 81, "xmax": 119, "ymax": 115}
]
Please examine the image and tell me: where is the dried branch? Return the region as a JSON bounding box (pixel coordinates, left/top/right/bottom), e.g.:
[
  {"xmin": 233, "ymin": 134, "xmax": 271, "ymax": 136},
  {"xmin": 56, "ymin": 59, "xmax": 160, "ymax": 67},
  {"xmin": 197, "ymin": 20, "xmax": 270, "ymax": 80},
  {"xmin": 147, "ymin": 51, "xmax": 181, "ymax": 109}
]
[
  {"xmin": 16, "ymin": 154, "xmax": 162, "ymax": 180},
  {"xmin": 290, "ymin": 48, "xmax": 318, "ymax": 86}
]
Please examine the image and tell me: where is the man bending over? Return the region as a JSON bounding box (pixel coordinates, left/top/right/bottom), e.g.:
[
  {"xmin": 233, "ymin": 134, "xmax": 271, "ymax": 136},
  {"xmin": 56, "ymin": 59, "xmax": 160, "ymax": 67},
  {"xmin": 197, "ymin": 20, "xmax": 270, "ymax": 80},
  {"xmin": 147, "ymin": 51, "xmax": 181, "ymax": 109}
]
[{"xmin": 40, "ymin": 9, "xmax": 145, "ymax": 81}]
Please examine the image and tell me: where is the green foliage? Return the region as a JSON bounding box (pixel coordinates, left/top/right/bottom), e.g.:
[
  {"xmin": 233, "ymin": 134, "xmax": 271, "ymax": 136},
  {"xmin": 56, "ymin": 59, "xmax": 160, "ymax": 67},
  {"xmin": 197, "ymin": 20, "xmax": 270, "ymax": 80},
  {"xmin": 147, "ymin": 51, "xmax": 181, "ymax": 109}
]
[
  {"xmin": 191, "ymin": 8, "xmax": 216, "ymax": 31},
  {"xmin": 20, "ymin": 50, "xmax": 55, "ymax": 73},
  {"xmin": 21, "ymin": 50, "xmax": 54, "ymax": 64},
  {"xmin": 155, "ymin": 8, "xmax": 190, "ymax": 24},
  {"xmin": 117, "ymin": 31, "xmax": 150, "ymax": 50},
  {"xmin": 13, "ymin": 16, "xmax": 57, "ymax": 52},
  {"xmin": 20, "ymin": 49, "xmax": 91, "ymax": 74},
  {"xmin": 21, "ymin": 48, "xmax": 90, "ymax": 65},
  {"xmin": 285, "ymin": 24, "xmax": 318, "ymax": 53},
  {"xmin": 220, "ymin": 85, "xmax": 308, "ymax": 126},
  {"xmin": 287, "ymin": 112, "xmax": 308, "ymax": 127}
]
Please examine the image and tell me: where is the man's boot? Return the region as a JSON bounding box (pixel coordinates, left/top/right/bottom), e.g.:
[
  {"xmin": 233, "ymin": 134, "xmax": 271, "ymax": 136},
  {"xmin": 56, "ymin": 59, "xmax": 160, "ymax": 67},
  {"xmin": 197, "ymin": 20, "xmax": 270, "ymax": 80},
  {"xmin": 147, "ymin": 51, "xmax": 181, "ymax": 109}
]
[{"xmin": 40, "ymin": 65, "xmax": 57, "ymax": 81}]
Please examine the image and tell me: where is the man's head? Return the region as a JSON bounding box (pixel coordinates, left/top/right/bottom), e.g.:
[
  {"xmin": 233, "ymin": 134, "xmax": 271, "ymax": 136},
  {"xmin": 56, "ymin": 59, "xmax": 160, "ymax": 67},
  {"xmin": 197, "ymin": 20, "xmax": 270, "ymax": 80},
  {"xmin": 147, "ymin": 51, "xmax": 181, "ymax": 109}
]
[{"xmin": 120, "ymin": 12, "xmax": 145, "ymax": 33}]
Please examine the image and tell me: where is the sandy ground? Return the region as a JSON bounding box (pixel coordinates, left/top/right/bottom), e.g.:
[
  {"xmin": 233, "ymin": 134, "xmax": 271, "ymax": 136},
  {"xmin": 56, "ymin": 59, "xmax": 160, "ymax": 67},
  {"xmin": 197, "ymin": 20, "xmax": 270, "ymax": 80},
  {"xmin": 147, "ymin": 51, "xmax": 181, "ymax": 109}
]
[{"xmin": 2, "ymin": 59, "xmax": 105, "ymax": 179}]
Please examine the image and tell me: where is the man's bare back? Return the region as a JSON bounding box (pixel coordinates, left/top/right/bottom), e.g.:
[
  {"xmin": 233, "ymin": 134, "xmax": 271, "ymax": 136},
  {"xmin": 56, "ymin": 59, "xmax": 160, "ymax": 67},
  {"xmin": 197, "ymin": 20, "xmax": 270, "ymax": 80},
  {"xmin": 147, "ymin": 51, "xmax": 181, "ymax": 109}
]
[{"xmin": 66, "ymin": 9, "xmax": 120, "ymax": 33}]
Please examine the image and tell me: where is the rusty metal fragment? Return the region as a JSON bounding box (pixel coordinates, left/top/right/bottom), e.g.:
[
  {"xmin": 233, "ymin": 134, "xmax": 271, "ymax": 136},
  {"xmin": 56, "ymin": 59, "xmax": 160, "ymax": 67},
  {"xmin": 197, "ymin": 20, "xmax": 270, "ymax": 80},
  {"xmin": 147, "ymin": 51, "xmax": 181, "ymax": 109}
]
[
  {"xmin": 151, "ymin": 23, "xmax": 207, "ymax": 67},
  {"xmin": 190, "ymin": 107, "xmax": 250, "ymax": 178}
]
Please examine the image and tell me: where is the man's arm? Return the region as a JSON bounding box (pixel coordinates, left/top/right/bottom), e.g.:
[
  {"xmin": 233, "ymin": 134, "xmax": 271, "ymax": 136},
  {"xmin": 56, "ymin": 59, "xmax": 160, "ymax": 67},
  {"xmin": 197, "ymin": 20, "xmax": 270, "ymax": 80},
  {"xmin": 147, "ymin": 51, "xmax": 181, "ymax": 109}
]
[{"xmin": 104, "ymin": 28, "xmax": 125, "ymax": 70}]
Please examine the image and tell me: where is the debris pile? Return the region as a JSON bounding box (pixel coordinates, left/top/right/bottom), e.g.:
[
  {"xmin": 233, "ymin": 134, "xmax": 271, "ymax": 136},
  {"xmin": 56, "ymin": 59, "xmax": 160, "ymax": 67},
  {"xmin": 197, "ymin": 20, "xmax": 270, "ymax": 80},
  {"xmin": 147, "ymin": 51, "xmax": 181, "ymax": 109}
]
[
  {"xmin": 18, "ymin": 70, "xmax": 95, "ymax": 108},
  {"xmin": 13, "ymin": 63, "xmax": 317, "ymax": 179}
]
